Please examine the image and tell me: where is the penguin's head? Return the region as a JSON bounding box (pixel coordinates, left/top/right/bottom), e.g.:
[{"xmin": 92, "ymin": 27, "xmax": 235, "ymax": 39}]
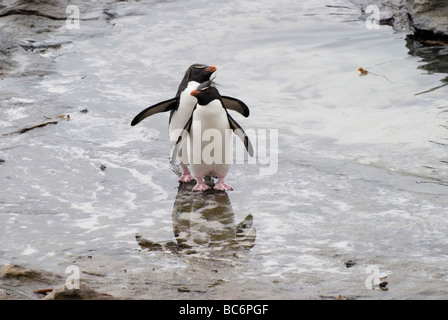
[
  {"xmin": 185, "ymin": 64, "xmax": 217, "ymax": 83},
  {"xmin": 190, "ymin": 80, "xmax": 221, "ymax": 105}
]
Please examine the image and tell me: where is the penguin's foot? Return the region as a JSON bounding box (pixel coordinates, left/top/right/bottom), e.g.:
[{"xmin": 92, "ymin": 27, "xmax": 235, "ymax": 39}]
[
  {"xmin": 179, "ymin": 165, "xmax": 195, "ymax": 183},
  {"xmin": 214, "ymin": 178, "xmax": 233, "ymax": 191},
  {"xmin": 192, "ymin": 179, "xmax": 211, "ymax": 192},
  {"xmin": 179, "ymin": 174, "xmax": 195, "ymax": 183}
]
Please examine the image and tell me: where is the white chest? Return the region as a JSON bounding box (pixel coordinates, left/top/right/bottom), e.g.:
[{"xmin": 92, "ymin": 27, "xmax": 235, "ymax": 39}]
[
  {"xmin": 170, "ymin": 81, "xmax": 199, "ymax": 131},
  {"xmin": 192, "ymin": 100, "xmax": 229, "ymax": 131}
]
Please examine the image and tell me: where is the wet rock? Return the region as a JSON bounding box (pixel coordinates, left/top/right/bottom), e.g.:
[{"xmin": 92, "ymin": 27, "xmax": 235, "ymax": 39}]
[
  {"xmin": 1, "ymin": 264, "xmax": 42, "ymax": 280},
  {"xmin": 351, "ymin": 0, "xmax": 448, "ymax": 42},
  {"xmin": 1, "ymin": 264, "xmax": 114, "ymax": 300},
  {"xmin": 405, "ymin": 0, "xmax": 448, "ymax": 40},
  {"xmin": 0, "ymin": 0, "xmax": 117, "ymax": 76},
  {"xmin": 0, "ymin": 289, "xmax": 11, "ymax": 299},
  {"xmin": 42, "ymin": 284, "xmax": 114, "ymax": 300},
  {"xmin": 0, "ymin": 264, "xmax": 67, "ymax": 299}
]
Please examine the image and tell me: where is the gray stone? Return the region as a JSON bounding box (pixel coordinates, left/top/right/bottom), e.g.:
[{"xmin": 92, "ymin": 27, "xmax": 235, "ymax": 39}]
[
  {"xmin": 406, "ymin": 0, "xmax": 448, "ymax": 37},
  {"xmin": 42, "ymin": 284, "xmax": 114, "ymax": 300},
  {"xmin": 351, "ymin": 0, "xmax": 448, "ymax": 40}
]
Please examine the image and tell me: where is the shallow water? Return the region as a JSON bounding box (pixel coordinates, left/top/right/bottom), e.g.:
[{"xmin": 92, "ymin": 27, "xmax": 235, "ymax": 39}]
[{"xmin": 1, "ymin": 0, "xmax": 448, "ymax": 299}]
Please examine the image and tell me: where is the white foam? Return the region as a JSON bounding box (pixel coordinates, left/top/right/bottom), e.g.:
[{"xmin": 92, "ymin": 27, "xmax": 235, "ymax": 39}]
[{"xmin": 21, "ymin": 245, "xmax": 38, "ymax": 255}]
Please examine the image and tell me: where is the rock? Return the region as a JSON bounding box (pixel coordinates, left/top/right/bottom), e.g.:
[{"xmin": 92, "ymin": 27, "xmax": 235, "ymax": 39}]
[
  {"xmin": 1, "ymin": 264, "xmax": 113, "ymax": 300},
  {"xmin": 0, "ymin": 289, "xmax": 11, "ymax": 299},
  {"xmin": 350, "ymin": 0, "xmax": 448, "ymax": 41},
  {"xmin": 1, "ymin": 264, "xmax": 42, "ymax": 280},
  {"xmin": 406, "ymin": 0, "xmax": 448, "ymax": 39},
  {"xmin": 42, "ymin": 284, "xmax": 114, "ymax": 300},
  {"xmin": 0, "ymin": 0, "xmax": 116, "ymax": 76},
  {"xmin": 1, "ymin": 264, "xmax": 65, "ymax": 299}
]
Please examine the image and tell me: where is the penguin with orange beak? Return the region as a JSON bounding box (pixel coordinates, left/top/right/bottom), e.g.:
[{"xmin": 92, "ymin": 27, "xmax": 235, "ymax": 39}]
[
  {"xmin": 131, "ymin": 64, "xmax": 250, "ymax": 182},
  {"xmin": 172, "ymin": 80, "xmax": 253, "ymax": 191}
]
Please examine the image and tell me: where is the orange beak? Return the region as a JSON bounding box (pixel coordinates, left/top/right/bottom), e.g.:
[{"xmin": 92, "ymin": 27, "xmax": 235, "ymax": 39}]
[
  {"xmin": 205, "ymin": 65, "xmax": 217, "ymax": 73},
  {"xmin": 190, "ymin": 89, "xmax": 200, "ymax": 97}
]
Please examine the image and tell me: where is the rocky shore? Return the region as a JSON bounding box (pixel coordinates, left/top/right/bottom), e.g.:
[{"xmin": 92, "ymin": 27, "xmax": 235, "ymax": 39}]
[
  {"xmin": 1, "ymin": 0, "xmax": 446, "ymax": 77},
  {"xmin": 351, "ymin": 0, "xmax": 448, "ymax": 42},
  {"xmin": 0, "ymin": 0, "xmax": 114, "ymax": 76},
  {"xmin": 0, "ymin": 264, "xmax": 115, "ymax": 300},
  {"xmin": 1, "ymin": 0, "xmax": 448, "ymax": 301}
]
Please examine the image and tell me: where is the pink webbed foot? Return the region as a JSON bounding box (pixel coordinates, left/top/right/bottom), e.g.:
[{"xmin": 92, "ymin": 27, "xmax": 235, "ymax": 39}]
[
  {"xmin": 179, "ymin": 174, "xmax": 195, "ymax": 183},
  {"xmin": 178, "ymin": 165, "xmax": 195, "ymax": 183},
  {"xmin": 214, "ymin": 178, "xmax": 233, "ymax": 191},
  {"xmin": 192, "ymin": 178, "xmax": 211, "ymax": 192}
]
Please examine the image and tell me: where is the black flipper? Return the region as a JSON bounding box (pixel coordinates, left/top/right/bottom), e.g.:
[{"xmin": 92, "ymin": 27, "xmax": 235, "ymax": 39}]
[
  {"xmin": 222, "ymin": 96, "xmax": 250, "ymax": 117},
  {"xmin": 226, "ymin": 113, "xmax": 254, "ymax": 157},
  {"xmin": 131, "ymin": 97, "xmax": 178, "ymax": 126}
]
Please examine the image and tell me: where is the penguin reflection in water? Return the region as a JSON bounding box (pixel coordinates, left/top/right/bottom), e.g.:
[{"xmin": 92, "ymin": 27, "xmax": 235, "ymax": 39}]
[
  {"xmin": 136, "ymin": 180, "xmax": 256, "ymax": 255},
  {"xmin": 131, "ymin": 64, "xmax": 250, "ymax": 183},
  {"xmin": 172, "ymin": 80, "xmax": 254, "ymax": 192}
]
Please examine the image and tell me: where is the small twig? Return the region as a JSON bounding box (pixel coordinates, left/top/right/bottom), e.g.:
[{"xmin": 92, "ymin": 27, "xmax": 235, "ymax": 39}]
[
  {"xmin": 429, "ymin": 140, "xmax": 448, "ymax": 146},
  {"xmin": 34, "ymin": 288, "xmax": 53, "ymax": 294},
  {"xmin": 415, "ymin": 82, "xmax": 448, "ymax": 96},
  {"xmin": 2, "ymin": 121, "xmax": 59, "ymax": 136}
]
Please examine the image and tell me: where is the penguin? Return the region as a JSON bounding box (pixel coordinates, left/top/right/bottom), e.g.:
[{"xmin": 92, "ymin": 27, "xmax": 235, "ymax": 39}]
[
  {"xmin": 172, "ymin": 80, "xmax": 254, "ymax": 192},
  {"xmin": 130, "ymin": 64, "xmax": 250, "ymax": 183}
]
